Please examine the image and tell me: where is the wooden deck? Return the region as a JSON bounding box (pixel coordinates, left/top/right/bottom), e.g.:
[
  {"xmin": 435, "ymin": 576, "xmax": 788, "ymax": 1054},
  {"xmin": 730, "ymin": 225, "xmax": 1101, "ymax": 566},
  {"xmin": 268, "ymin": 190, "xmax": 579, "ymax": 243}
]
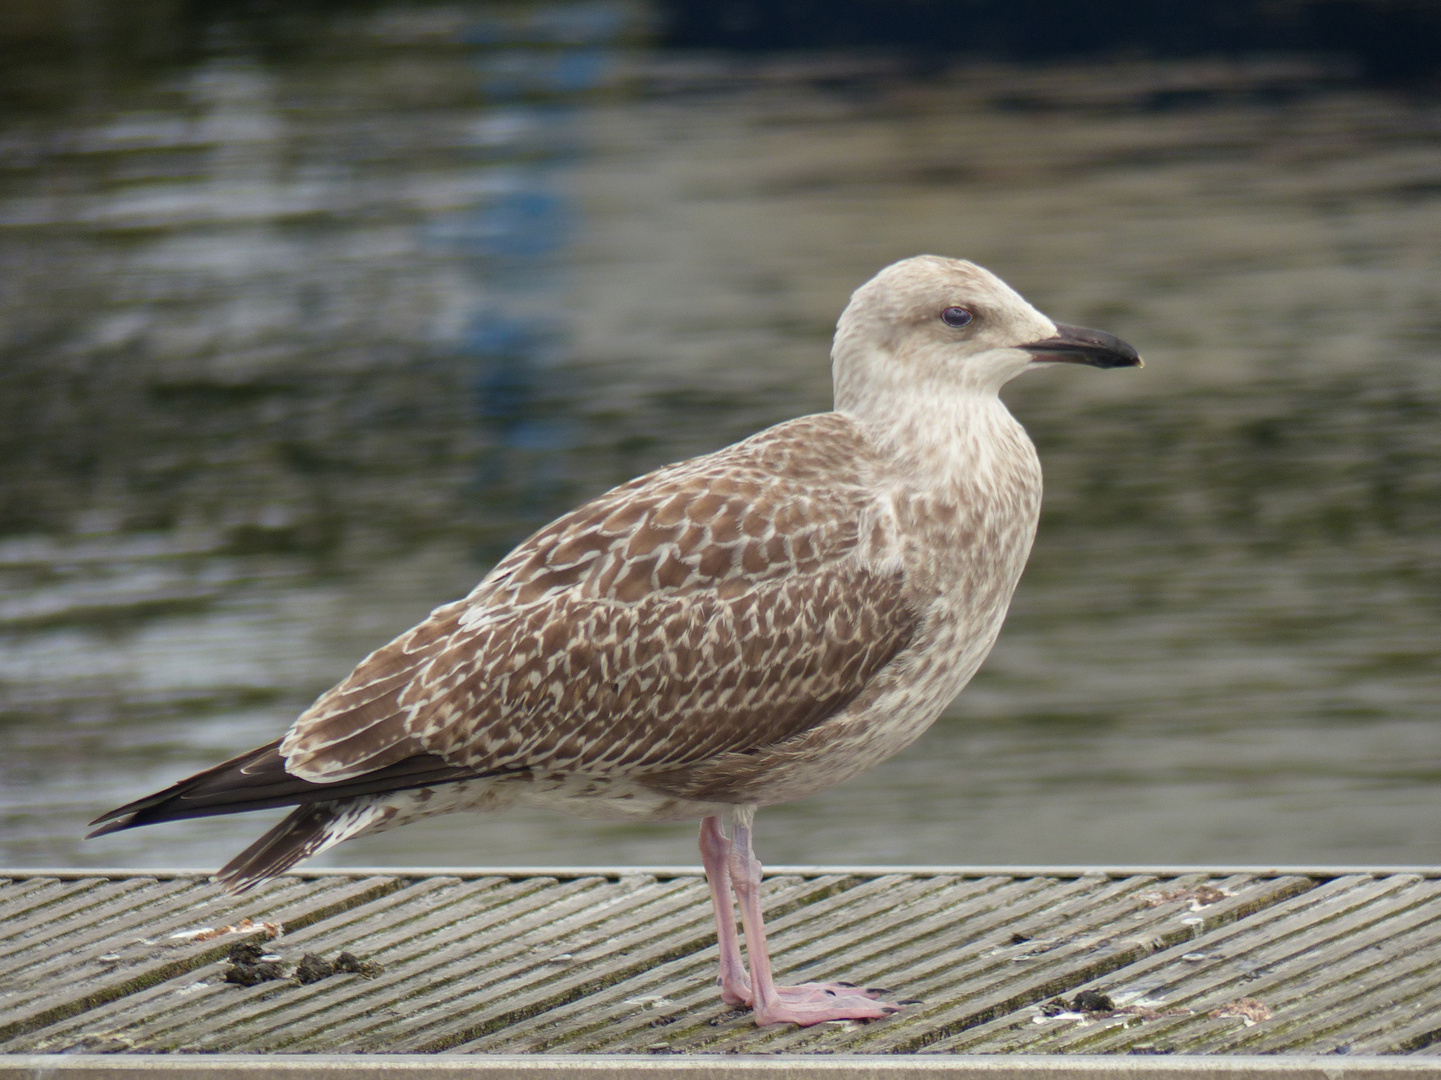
[{"xmin": 1, "ymin": 866, "xmax": 1438, "ymax": 1071}]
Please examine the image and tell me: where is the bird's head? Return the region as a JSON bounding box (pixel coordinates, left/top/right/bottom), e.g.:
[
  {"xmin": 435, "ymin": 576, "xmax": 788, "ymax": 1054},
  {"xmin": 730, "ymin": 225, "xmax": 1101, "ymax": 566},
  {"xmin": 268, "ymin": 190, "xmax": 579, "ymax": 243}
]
[{"xmin": 832, "ymin": 255, "xmax": 1141, "ymax": 414}]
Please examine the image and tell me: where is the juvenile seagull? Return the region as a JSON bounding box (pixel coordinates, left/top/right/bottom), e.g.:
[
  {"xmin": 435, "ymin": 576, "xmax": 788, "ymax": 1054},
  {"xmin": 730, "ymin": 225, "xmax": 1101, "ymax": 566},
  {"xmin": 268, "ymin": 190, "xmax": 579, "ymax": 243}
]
[{"xmin": 90, "ymin": 255, "xmax": 1140, "ymax": 1026}]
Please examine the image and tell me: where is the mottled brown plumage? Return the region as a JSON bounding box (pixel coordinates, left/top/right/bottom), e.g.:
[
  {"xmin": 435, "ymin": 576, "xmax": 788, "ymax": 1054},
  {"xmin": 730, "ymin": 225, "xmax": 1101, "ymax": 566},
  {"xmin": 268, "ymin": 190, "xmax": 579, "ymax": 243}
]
[
  {"xmin": 280, "ymin": 414, "xmax": 919, "ymax": 793},
  {"xmin": 90, "ymin": 254, "xmax": 1140, "ymax": 1026}
]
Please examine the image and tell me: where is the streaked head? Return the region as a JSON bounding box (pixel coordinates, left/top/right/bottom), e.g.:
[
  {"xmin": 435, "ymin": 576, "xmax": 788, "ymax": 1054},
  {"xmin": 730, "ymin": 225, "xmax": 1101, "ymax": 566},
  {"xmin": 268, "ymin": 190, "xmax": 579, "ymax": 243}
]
[{"xmin": 832, "ymin": 254, "xmax": 1140, "ymax": 413}]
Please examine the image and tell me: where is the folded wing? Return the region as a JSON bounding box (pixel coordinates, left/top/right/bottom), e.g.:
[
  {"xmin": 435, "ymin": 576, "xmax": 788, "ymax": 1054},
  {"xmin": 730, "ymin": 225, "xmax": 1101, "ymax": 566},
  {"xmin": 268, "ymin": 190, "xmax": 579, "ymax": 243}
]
[
  {"xmin": 91, "ymin": 414, "xmax": 922, "ymax": 847},
  {"xmin": 281, "ymin": 413, "xmax": 921, "ymax": 787}
]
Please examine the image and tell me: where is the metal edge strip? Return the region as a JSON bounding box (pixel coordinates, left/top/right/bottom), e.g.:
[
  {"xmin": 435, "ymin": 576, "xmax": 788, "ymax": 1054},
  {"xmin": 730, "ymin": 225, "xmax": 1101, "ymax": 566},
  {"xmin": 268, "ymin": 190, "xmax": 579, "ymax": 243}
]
[{"xmin": 0, "ymin": 1055, "xmax": 1436, "ymax": 1079}]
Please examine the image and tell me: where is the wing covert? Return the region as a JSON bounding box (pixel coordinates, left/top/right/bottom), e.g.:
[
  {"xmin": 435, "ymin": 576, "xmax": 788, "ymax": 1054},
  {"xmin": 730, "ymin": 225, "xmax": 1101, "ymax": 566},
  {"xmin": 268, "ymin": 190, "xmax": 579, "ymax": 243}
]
[{"xmin": 281, "ymin": 414, "xmax": 921, "ymax": 785}]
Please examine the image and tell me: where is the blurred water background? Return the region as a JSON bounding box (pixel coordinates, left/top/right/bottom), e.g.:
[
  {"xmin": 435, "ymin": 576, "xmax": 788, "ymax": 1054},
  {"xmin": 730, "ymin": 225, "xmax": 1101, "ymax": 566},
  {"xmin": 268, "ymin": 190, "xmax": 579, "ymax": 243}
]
[{"xmin": 1, "ymin": 0, "xmax": 1438, "ymax": 871}]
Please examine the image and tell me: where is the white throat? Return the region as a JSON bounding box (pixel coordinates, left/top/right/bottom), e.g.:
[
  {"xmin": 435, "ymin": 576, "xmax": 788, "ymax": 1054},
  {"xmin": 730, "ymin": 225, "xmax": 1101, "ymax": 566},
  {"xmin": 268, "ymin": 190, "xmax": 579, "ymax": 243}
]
[
  {"xmin": 847, "ymin": 391, "xmax": 1034, "ymax": 497},
  {"xmin": 834, "ymin": 343, "xmax": 1036, "ymax": 496}
]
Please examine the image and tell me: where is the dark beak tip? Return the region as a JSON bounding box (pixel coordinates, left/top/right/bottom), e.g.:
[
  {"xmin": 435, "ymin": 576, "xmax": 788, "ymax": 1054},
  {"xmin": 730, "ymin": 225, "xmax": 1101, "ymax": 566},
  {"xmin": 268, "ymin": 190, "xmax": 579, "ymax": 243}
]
[{"xmin": 1025, "ymin": 323, "xmax": 1141, "ymax": 370}]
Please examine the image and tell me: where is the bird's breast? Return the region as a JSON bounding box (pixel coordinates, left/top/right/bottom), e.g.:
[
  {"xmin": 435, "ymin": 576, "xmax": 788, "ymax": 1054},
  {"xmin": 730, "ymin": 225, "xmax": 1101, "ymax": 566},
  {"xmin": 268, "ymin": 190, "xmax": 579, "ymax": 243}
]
[
  {"xmin": 891, "ymin": 442, "xmax": 1041, "ymax": 623},
  {"xmin": 860, "ymin": 395, "xmax": 1042, "ymax": 605}
]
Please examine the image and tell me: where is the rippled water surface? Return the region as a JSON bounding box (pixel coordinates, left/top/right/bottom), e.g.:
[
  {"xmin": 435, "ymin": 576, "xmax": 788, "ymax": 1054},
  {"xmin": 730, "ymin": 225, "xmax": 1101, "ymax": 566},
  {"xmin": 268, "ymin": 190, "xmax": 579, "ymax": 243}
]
[{"xmin": 2, "ymin": 3, "xmax": 1439, "ymax": 871}]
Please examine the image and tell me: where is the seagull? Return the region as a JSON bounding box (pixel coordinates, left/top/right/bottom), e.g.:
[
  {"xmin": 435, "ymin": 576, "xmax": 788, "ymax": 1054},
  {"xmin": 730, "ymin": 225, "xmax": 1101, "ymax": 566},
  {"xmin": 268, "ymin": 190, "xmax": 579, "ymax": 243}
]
[{"xmin": 89, "ymin": 255, "xmax": 1140, "ymax": 1026}]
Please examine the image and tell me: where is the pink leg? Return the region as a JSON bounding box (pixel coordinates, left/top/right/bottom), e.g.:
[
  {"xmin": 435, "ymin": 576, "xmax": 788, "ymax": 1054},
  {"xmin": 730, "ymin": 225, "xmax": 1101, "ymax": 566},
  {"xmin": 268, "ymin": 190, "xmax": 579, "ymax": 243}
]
[
  {"xmin": 726, "ymin": 813, "xmax": 904, "ymax": 1027},
  {"xmin": 699, "ymin": 816, "xmax": 751, "ymax": 1006}
]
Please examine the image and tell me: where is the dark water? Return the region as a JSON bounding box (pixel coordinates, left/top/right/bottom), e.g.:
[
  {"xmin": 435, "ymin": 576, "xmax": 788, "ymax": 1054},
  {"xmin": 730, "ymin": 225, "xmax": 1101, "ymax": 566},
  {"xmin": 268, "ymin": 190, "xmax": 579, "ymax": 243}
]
[{"xmin": 1, "ymin": 3, "xmax": 1438, "ymax": 872}]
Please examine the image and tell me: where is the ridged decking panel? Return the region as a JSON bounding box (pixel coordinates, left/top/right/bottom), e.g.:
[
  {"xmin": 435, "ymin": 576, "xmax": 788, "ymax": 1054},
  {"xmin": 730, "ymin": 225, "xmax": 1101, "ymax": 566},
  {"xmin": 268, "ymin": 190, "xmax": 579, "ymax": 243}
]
[{"xmin": 1, "ymin": 868, "xmax": 1438, "ymax": 1058}]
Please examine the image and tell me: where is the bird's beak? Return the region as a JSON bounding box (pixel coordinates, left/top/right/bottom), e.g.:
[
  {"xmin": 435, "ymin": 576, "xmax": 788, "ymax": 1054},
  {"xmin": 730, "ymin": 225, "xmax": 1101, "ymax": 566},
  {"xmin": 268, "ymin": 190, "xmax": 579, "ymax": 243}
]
[{"xmin": 1022, "ymin": 323, "xmax": 1143, "ymax": 369}]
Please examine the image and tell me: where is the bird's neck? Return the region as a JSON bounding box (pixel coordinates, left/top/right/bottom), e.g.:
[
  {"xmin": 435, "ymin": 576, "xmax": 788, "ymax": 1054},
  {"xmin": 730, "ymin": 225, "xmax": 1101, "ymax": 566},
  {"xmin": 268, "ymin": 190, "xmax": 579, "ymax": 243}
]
[
  {"xmin": 841, "ymin": 387, "xmax": 1043, "ymax": 626},
  {"xmin": 840, "ymin": 387, "xmax": 1040, "ymax": 501}
]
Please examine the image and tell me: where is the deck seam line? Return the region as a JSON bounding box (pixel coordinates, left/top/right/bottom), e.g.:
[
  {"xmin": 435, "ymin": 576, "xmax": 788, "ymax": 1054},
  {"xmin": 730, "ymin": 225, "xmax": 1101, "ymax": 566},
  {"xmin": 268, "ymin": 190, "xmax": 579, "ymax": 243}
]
[{"xmin": 7, "ymin": 866, "xmax": 1441, "ymax": 881}]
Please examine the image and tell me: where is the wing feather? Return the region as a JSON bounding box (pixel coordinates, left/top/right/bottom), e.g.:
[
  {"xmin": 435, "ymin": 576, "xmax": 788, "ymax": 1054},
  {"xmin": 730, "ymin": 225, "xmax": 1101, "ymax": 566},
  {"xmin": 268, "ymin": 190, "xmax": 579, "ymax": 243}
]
[
  {"xmin": 281, "ymin": 414, "xmax": 921, "ymax": 789},
  {"xmin": 86, "ymin": 740, "xmax": 487, "ymax": 835}
]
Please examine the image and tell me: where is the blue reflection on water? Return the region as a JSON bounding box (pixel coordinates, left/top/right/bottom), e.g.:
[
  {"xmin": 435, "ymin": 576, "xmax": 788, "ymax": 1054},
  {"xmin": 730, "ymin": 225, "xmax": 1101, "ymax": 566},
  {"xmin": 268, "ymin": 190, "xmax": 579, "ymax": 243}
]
[
  {"xmin": 449, "ymin": 188, "xmax": 573, "ymax": 258},
  {"xmin": 476, "ymin": 49, "xmax": 614, "ymax": 96},
  {"xmin": 431, "ymin": 4, "xmax": 626, "ymax": 527},
  {"xmin": 462, "ymin": 313, "xmax": 552, "ymax": 422}
]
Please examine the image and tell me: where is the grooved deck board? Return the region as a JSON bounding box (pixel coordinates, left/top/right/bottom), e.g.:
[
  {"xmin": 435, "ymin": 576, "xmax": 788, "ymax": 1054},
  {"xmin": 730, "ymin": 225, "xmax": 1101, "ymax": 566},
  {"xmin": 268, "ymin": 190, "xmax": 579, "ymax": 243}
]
[{"xmin": 0, "ymin": 868, "xmax": 1436, "ymax": 1057}]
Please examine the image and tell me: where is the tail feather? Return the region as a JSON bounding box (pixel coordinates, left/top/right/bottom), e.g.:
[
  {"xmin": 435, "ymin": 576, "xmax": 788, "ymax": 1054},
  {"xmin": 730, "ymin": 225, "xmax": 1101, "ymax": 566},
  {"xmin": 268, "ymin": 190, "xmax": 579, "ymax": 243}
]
[
  {"xmin": 216, "ymin": 799, "xmax": 394, "ymax": 894},
  {"xmin": 88, "ymin": 739, "xmax": 519, "ymax": 894},
  {"xmin": 87, "ymin": 739, "xmax": 486, "ymax": 837}
]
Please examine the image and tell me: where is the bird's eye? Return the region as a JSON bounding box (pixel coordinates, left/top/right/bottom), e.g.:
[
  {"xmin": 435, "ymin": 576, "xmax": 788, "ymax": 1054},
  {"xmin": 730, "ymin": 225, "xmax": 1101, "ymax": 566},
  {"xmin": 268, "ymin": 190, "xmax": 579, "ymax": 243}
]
[{"xmin": 941, "ymin": 306, "xmax": 973, "ymax": 328}]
